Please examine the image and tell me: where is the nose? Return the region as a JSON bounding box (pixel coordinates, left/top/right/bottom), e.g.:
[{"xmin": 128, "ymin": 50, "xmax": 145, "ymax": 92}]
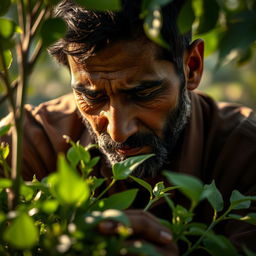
[{"xmin": 99, "ymin": 103, "xmax": 138, "ymax": 143}]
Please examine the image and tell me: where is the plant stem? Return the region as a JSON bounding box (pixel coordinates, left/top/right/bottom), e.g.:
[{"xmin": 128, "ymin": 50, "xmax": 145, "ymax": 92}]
[
  {"xmin": 0, "ymin": 79, "xmax": 19, "ymax": 106},
  {"xmin": 88, "ymin": 179, "xmax": 116, "ymax": 210},
  {"xmin": 144, "ymin": 197, "xmax": 157, "ymax": 211},
  {"xmin": 183, "ymin": 207, "xmax": 232, "ymax": 256},
  {"xmin": 182, "ymin": 221, "xmax": 216, "ymax": 256},
  {"xmin": 11, "ymin": 0, "xmax": 31, "ymax": 208},
  {"xmin": 0, "ymin": 47, "xmax": 16, "ymax": 113}
]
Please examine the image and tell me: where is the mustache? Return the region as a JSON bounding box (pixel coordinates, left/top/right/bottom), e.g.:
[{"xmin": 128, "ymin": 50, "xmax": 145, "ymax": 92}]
[{"xmin": 98, "ymin": 132, "xmax": 163, "ymax": 152}]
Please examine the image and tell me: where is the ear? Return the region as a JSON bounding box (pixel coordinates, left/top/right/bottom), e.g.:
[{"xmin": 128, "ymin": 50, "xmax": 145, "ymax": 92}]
[{"xmin": 184, "ymin": 39, "xmax": 204, "ymax": 91}]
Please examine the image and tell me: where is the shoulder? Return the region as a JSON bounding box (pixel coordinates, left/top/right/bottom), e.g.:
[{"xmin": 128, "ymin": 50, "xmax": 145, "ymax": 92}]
[
  {"xmin": 191, "ymin": 90, "xmax": 255, "ymax": 132},
  {"xmin": 25, "ymin": 93, "xmax": 77, "ymax": 122},
  {"xmin": 0, "ymin": 94, "xmax": 86, "ymax": 180},
  {"xmin": 191, "ymin": 91, "xmax": 256, "ymax": 189},
  {"xmin": 21, "ymin": 93, "xmax": 84, "ymax": 145}
]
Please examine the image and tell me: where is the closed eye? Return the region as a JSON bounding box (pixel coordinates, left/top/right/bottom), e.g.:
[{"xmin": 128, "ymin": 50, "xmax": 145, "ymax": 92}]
[{"xmin": 72, "ymin": 86, "xmax": 107, "ymax": 103}]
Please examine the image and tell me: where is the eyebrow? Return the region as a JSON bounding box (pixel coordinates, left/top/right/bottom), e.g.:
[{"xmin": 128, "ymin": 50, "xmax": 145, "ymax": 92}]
[
  {"xmin": 120, "ymin": 80, "xmax": 164, "ymax": 94},
  {"xmin": 72, "ymin": 79, "xmax": 164, "ymax": 96}
]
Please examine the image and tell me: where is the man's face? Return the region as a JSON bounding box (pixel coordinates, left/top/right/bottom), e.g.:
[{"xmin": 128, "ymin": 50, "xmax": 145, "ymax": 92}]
[{"xmin": 68, "ymin": 39, "xmax": 191, "ymax": 177}]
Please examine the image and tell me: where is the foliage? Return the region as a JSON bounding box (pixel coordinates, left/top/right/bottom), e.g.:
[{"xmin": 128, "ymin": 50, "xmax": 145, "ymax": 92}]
[
  {"xmin": 0, "ymin": 0, "xmax": 256, "ymax": 255},
  {"xmin": 74, "ymin": 0, "xmax": 256, "ymax": 65},
  {"xmin": 1, "ymin": 128, "xmax": 256, "ymax": 255}
]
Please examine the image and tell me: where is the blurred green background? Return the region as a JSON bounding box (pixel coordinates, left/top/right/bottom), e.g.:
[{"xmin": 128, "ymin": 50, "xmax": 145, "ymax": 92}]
[{"xmin": 1, "ymin": 46, "xmax": 256, "ymax": 118}]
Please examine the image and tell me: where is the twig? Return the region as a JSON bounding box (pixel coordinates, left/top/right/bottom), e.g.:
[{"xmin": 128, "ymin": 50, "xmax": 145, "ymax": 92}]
[
  {"xmin": 17, "ymin": 0, "xmax": 25, "ymax": 41},
  {"xmin": 0, "ymin": 79, "xmax": 19, "ymax": 105},
  {"xmin": 32, "ymin": 0, "xmax": 43, "ymax": 18},
  {"xmin": 29, "ymin": 40, "xmax": 43, "ymax": 68},
  {"xmin": 23, "ymin": 0, "xmax": 32, "ymax": 52},
  {"xmin": 31, "ymin": 8, "xmax": 47, "ymax": 37},
  {"xmin": 0, "ymin": 48, "xmax": 16, "ymax": 113}
]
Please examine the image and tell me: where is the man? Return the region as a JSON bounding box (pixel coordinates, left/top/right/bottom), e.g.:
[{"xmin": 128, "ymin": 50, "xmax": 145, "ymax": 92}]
[{"xmin": 1, "ymin": 0, "xmax": 256, "ymax": 254}]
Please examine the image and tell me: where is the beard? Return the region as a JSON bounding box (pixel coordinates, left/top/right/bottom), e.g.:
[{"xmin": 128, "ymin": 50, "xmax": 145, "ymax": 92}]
[{"xmin": 82, "ymin": 86, "xmax": 191, "ymax": 178}]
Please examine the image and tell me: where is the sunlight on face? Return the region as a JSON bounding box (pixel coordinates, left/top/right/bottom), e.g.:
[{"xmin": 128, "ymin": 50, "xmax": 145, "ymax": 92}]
[{"xmin": 68, "ymin": 39, "xmax": 191, "ymax": 177}]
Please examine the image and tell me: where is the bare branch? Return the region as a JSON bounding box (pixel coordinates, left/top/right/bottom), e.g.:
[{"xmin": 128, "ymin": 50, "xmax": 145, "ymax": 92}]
[
  {"xmin": 0, "ymin": 79, "xmax": 19, "ymax": 105},
  {"xmin": 23, "ymin": 0, "xmax": 32, "ymax": 52},
  {"xmin": 29, "ymin": 40, "xmax": 43, "ymax": 69},
  {"xmin": 31, "ymin": 8, "xmax": 47, "ymax": 37},
  {"xmin": 32, "ymin": 1, "xmax": 43, "ymax": 18},
  {"xmin": 0, "ymin": 49, "xmax": 16, "ymax": 112},
  {"xmin": 17, "ymin": 0, "xmax": 25, "ymax": 41}
]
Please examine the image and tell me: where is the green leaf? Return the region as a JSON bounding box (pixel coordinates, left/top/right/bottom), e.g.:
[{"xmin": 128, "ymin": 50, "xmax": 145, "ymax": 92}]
[
  {"xmin": 0, "ymin": 178, "xmax": 12, "ymax": 189},
  {"xmin": 177, "ymin": 0, "xmax": 195, "ymax": 34},
  {"xmin": 86, "ymin": 156, "xmax": 100, "ymax": 169},
  {"xmin": 197, "ymin": 0, "xmax": 220, "ymax": 34},
  {"xmin": 67, "ymin": 143, "xmax": 91, "ymax": 169},
  {"xmin": 4, "ymin": 212, "xmax": 38, "ymax": 249},
  {"xmin": 76, "ymin": 0, "xmax": 121, "ymax": 11},
  {"xmin": 130, "ymin": 175, "xmax": 153, "ymax": 198},
  {"xmin": 76, "ymin": 144, "xmax": 90, "ymax": 163},
  {"xmin": 230, "ymin": 190, "xmax": 256, "ymax": 210},
  {"xmin": 0, "ymin": 0, "xmax": 11, "ymax": 16},
  {"xmin": 41, "ymin": 18, "xmax": 66, "ymax": 47},
  {"xmin": 143, "ymin": 8, "xmax": 170, "ymax": 49},
  {"xmin": 0, "ymin": 143, "xmax": 10, "ymax": 160},
  {"xmin": 153, "ymin": 181, "xmax": 165, "ymax": 197},
  {"xmin": 20, "ymin": 184, "xmax": 34, "ymax": 201},
  {"xmin": 141, "ymin": 0, "xmax": 173, "ymax": 16},
  {"xmin": 113, "ymin": 154, "xmax": 154, "ymax": 180},
  {"xmin": 0, "ymin": 49, "xmax": 12, "ymax": 71},
  {"xmin": 0, "ymin": 18, "xmax": 16, "ymax": 39},
  {"xmin": 43, "ymin": 0, "xmax": 59, "ymax": 6},
  {"xmin": 243, "ymin": 246, "xmax": 256, "ymax": 256},
  {"xmin": 67, "ymin": 146, "xmax": 80, "ymax": 168},
  {"xmin": 173, "ymin": 204, "xmax": 193, "ymax": 224},
  {"xmin": 187, "ymin": 222, "xmax": 208, "ymax": 232},
  {"xmin": 47, "ymin": 154, "xmax": 89, "ymax": 205},
  {"xmin": 0, "ymin": 124, "xmax": 11, "ymax": 137},
  {"xmin": 202, "ymin": 180, "xmax": 224, "ymax": 212},
  {"xmin": 0, "ymin": 37, "xmax": 15, "ymax": 50},
  {"xmin": 41, "ymin": 200, "xmax": 59, "ymax": 214},
  {"xmin": 164, "ymin": 171, "xmax": 203, "ymax": 207},
  {"xmin": 94, "ymin": 189, "xmax": 138, "ymax": 211},
  {"xmin": 218, "ymin": 11, "xmax": 256, "ymax": 64},
  {"xmin": 228, "ymin": 213, "xmax": 256, "ymax": 225},
  {"xmin": 88, "ymin": 176, "xmax": 105, "ymax": 192},
  {"xmin": 203, "ymin": 235, "xmax": 238, "ymax": 256},
  {"xmin": 0, "ymin": 211, "xmax": 5, "ymax": 223}
]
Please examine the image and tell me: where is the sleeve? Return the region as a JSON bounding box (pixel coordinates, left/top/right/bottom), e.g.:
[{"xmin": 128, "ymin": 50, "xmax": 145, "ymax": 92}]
[
  {"xmin": 213, "ymin": 112, "xmax": 256, "ymax": 252},
  {"xmin": 0, "ymin": 94, "xmax": 85, "ymax": 181}
]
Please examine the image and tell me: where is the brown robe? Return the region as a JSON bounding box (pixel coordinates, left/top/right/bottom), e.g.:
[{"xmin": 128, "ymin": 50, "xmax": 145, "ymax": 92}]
[{"xmin": 1, "ymin": 91, "xmax": 256, "ymax": 252}]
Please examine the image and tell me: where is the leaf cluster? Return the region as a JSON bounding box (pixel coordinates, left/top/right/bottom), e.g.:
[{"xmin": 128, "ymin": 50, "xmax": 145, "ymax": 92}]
[{"xmin": 0, "ymin": 126, "xmax": 256, "ymax": 255}]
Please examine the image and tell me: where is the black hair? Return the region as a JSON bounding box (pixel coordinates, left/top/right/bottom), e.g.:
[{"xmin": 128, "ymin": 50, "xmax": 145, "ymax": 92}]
[{"xmin": 49, "ymin": 0, "xmax": 191, "ymax": 72}]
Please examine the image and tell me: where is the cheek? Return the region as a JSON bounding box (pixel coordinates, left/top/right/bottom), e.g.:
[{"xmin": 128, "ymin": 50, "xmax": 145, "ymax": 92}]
[
  {"xmin": 138, "ymin": 90, "xmax": 180, "ymax": 136},
  {"xmin": 74, "ymin": 92, "xmax": 101, "ymax": 133}
]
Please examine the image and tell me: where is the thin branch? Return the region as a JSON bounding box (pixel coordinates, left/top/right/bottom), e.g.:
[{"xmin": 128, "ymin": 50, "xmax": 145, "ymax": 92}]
[
  {"xmin": 29, "ymin": 40, "xmax": 43, "ymax": 68},
  {"xmin": 31, "ymin": 9, "xmax": 46, "ymax": 37},
  {"xmin": 0, "ymin": 49, "xmax": 16, "ymax": 113},
  {"xmin": 32, "ymin": 0, "xmax": 43, "ymax": 18},
  {"xmin": 0, "ymin": 79, "xmax": 19, "ymax": 105},
  {"xmin": 23, "ymin": 0, "xmax": 32, "ymax": 52},
  {"xmin": 17, "ymin": 0, "xmax": 25, "ymax": 41}
]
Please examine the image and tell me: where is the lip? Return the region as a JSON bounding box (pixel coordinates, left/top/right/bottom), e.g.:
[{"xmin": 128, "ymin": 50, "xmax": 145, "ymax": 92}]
[{"xmin": 116, "ymin": 146, "xmax": 150, "ymax": 157}]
